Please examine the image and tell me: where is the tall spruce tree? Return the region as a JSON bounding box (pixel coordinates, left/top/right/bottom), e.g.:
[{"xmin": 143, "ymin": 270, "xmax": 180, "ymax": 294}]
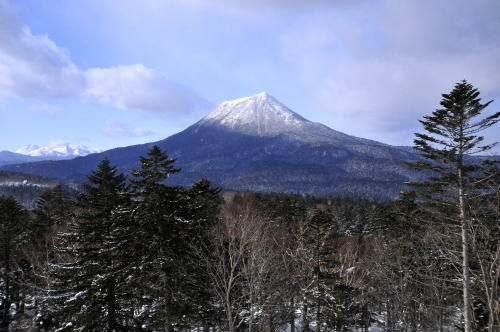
[
  {"xmin": 0, "ymin": 195, "xmax": 29, "ymax": 330},
  {"xmin": 27, "ymin": 185, "xmax": 74, "ymax": 326},
  {"xmin": 181, "ymin": 178, "xmax": 222, "ymax": 329},
  {"xmin": 48, "ymin": 157, "xmax": 134, "ymax": 331},
  {"xmin": 302, "ymin": 209, "xmax": 360, "ymax": 331},
  {"xmin": 129, "ymin": 145, "xmax": 184, "ymax": 331},
  {"xmin": 405, "ymin": 80, "xmax": 500, "ymax": 332}
]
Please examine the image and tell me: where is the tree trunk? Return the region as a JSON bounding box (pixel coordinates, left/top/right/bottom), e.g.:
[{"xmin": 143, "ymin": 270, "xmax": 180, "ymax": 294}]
[
  {"xmin": 2, "ymin": 240, "xmax": 11, "ymax": 330},
  {"xmin": 226, "ymin": 288, "xmax": 234, "ymax": 332},
  {"xmin": 302, "ymin": 296, "xmax": 309, "ymax": 332},
  {"xmin": 107, "ymin": 277, "xmax": 116, "ymax": 331},
  {"xmin": 164, "ymin": 270, "xmax": 172, "ymax": 332},
  {"xmin": 459, "ymin": 170, "xmax": 472, "ymax": 332}
]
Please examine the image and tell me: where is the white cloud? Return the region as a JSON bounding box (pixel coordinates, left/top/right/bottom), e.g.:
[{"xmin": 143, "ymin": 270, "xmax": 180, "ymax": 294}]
[
  {"xmin": 102, "ymin": 119, "xmax": 154, "ymax": 138},
  {"xmin": 84, "ymin": 64, "xmax": 214, "ymax": 114},
  {"xmin": 0, "ymin": 0, "xmax": 83, "ymax": 99},
  {"xmin": 0, "ymin": 1, "xmax": 213, "ymax": 116}
]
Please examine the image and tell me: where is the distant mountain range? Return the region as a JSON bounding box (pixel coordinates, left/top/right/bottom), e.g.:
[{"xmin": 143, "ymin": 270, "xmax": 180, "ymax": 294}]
[
  {"xmin": 0, "ymin": 142, "xmax": 102, "ymax": 167},
  {"xmin": 0, "ymin": 93, "xmax": 424, "ymax": 200},
  {"xmin": 16, "ymin": 142, "xmax": 102, "ymax": 158}
]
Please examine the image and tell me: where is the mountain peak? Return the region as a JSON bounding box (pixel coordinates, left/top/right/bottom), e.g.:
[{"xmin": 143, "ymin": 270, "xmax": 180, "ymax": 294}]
[
  {"xmin": 254, "ymin": 91, "xmax": 270, "ymax": 98},
  {"xmin": 16, "ymin": 144, "xmax": 40, "ymax": 154},
  {"xmin": 15, "ymin": 141, "xmax": 102, "ymax": 158},
  {"xmin": 194, "ymin": 93, "xmax": 309, "ymax": 137}
]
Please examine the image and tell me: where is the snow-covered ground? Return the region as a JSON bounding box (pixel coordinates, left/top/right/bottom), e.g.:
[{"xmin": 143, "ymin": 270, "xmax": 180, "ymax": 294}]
[{"xmin": 0, "ymin": 180, "xmax": 52, "ymax": 188}]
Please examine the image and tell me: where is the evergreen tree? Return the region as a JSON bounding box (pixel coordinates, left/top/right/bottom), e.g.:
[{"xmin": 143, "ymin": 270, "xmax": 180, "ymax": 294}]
[
  {"xmin": 405, "ymin": 80, "xmax": 500, "ymax": 332},
  {"xmin": 129, "ymin": 147, "xmax": 223, "ymax": 330},
  {"xmin": 303, "ymin": 209, "xmax": 360, "ymax": 331},
  {"xmin": 129, "ymin": 145, "xmax": 185, "ymax": 331},
  {"xmin": 181, "ymin": 179, "xmax": 222, "ymax": 329},
  {"xmin": 32, "ymin": 185, "xmax": 74, "ymax": 235},
  {"xmin": 24, "ymin": 185, "xmax": 75, "ymax": 328},
  {"xmin": 0, "ymin": 195, "xmax": 29, "ymax": 330},
  {"xmin": 48, "ymin": 157, "xmax": 135, "ymax": 331}
]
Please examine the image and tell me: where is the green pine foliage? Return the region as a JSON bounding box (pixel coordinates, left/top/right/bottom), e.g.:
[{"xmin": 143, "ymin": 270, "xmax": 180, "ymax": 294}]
[
  {"xmin": 302, "ymin": 209, "xmax": 361, "ymax": 331},
  {"xmin": 47, "ymin": 157, "xmax": 137, "ymax": 331},
  {"xmin": 406, "ymin": 79, "xmax": 499, "ymax": 201},
  {"xmin": 128, "ymin": 145, "xmax": 224, "ymax": 330}
]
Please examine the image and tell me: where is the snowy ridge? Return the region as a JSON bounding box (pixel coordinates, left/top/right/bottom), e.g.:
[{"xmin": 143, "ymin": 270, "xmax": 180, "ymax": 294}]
[
  {"xmin": 16, "ymin": 141, "xmax": 102, "ymax": 158},
  {"xmin": 16, "ymin": 144, "xmax": 40, "ymax": 155},
  {"xmin": 195, "ymin": 92, "xmax": 310, "ymax": 136}
]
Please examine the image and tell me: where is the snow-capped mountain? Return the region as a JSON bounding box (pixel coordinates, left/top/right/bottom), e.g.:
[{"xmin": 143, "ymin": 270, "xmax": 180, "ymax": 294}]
[
  {"xmin": 16, "ymin": 142, "xmax": 102, "ymax": 159},
  {"xmin": 16, "ymin": 144, "xmax": 40, "ymax": 155},
  {"xmin": 196, "ymin": 92, "xmax": 309, "ymax": 136},
  {"xmin": 194, "ymin": 92, "xmax": 387, "ymax": 146},
  {"xmin": 1, "ymin": 93, "xmax": 424, "ymax": 199}
]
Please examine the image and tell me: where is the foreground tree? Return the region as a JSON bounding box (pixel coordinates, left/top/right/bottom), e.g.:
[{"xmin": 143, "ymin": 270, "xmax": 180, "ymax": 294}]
[
  {"xmin": 406, "ymin": 80, "xmax": 500, "ymax": 332},
  {"xmin": 0, "ymin": 195, "xmax": 29, "ymax": 329},
  {"xmin": 49, "ymin": 157, "xmax": 134, "ymax": 330},
  {"xmin": 129, "ymin": 145, "xmax": 186, "ymax": 331}
]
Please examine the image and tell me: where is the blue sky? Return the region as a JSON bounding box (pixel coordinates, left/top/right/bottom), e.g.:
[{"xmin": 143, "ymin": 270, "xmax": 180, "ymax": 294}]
[{"xmin": 1, "ymin": 0, "xmax": 500, "ymax": 152}]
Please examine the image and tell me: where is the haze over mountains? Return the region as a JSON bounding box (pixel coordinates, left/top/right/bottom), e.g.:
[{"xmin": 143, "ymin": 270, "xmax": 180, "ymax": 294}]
[{"xmin": 1, "ymin": 93, "xmax": 423, "ymax": 199}]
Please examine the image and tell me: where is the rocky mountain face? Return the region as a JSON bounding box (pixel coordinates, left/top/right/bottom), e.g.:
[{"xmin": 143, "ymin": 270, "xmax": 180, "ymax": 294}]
[{"xmin": 0, "ymin": 93, "xmax": 423, "ymax": 200}]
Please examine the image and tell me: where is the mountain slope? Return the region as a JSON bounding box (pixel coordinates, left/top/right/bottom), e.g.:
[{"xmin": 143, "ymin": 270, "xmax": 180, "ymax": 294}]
[
  {"xmin": 0, "ymin": 151, "xmax": 48, "ymax": 167},
  {"xmin": 0, "ymin": 93, "xmax": 423, "ymax": 199}
]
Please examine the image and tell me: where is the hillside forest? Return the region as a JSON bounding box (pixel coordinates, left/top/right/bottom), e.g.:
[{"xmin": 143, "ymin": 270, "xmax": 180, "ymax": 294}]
[{"xmin": 0, "ymin": 81, "xmax": 499, "ymax": 331}]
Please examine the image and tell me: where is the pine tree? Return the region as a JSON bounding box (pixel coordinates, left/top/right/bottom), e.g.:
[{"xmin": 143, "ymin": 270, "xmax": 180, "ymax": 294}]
[
  {"xmin": 48, "ymin": 157, "xmax": 135, "ymax": 331},
  {"xmin": 405, "ymin": 80, "xmax": 500, "ymax": 332},
  {"xmin": 25, "ymin": 185, "xmax": 75, "ymax": 327},
  {"xmin": 0, "ymin": 195, "xmax": 29, "ymax": 330},
  {"xmin": 129, "ymin": 145, "xmax": 185, "ymax": 331},
  {"xmin": 302, "ymin": 209, "xmax": 359, "ymax": 331},
  {"xmin": 181, "ymin": 179, "xmax": 222, "ymax": 328},
  {"xmin": 32, "ymin": 185, "xmax": 74, "ymax": 235}
]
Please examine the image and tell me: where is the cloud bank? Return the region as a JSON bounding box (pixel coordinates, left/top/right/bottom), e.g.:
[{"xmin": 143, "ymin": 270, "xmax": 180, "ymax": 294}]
[
  {"xmin": 85, "ymin": 65, "xmax": 213, "ymax": 115},
  {"xmin": 0, "ymin": 0, "xmax": 82, "ymax": 99},
  {"xmin": 275, "ymin": 0, "xmax": 500, "ymax": 144},
  {"xmin": 0, "ymin": 0, "xmax": 213, "ymax": 115}
]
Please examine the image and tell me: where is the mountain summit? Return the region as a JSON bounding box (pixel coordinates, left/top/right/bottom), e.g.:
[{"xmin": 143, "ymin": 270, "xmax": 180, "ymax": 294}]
[
  {"xmin": 194, "ymin": 92, "xmax": 308, "ymax": 137},
  {"xmin": 0, "ymin": 94, "xmax": 422, "ymax": 199}
]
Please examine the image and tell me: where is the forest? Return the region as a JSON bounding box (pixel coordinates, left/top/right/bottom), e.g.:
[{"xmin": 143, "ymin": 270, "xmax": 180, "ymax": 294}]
[{"xmin": 0, "ymin": 81, "xmax": 499, "ymax": 331}]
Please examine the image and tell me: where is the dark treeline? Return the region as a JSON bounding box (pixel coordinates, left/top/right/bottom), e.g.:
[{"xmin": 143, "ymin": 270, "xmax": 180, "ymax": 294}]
[
  {"xmin": 0, "ymin": 145, "xmax": 498, "ymax": 331},
  {"xmin": 0, "ymin": 144, "xmax": 379, "ymax": 331}
]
